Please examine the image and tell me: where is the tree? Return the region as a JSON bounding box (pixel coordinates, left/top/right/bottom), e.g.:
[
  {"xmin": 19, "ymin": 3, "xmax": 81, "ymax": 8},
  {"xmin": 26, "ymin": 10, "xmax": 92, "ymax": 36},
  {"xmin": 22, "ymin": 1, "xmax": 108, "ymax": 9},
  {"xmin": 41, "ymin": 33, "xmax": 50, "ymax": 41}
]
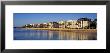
[{"xmin": 90, "ymin": 19, "xmax": 97, "ymax": 29}]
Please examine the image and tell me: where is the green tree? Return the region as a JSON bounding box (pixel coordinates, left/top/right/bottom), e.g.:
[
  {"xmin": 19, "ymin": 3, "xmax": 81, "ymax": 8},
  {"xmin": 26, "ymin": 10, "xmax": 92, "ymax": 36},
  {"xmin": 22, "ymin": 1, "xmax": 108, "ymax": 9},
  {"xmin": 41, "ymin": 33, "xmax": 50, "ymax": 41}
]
[{"xmin": 90, "ymin": 19, "xmax": 97, "ymax": 29}]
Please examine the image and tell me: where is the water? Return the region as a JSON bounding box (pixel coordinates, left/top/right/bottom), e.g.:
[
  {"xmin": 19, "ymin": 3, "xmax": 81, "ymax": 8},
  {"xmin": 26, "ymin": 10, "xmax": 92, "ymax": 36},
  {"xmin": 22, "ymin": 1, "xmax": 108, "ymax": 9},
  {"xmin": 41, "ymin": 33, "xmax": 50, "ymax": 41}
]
[{"xmin": 14, "ymin": 28, "xmax": 97, "ymax": 40}]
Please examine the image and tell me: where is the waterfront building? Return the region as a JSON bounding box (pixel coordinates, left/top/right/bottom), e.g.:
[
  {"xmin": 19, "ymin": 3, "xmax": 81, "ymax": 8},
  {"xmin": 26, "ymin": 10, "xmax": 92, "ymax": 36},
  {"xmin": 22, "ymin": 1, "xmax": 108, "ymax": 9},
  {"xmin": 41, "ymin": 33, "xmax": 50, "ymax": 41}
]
[
  {"xmin": 24, "ymin": 24, "xmax": 33, "ymax": 28},
  {"xmin": 43, "ymin": 23, "xmax": 48, "ymax": 28},
  {"xmin": 77, "ymin": 18, "xmax": 91, "ymax": 29},
  {"xmin": 53, "ymin": 22, "xmax": 59, "ymax": 28},
  {"xmin": 58, "ymin": 21, "xmax": 66, "ymax": 28},
  {"xmin": 23, "ymin": 18, "xmax": 92, "ymax": 29},
  {"xmin": 33, "ymin": 24, "xmax": 40, "ymax": 28},
  {"xmin": 32, "ymin": 24, "xmax": 37, "ymax": 28},
  {"xmin": 77, "ymin": 21, "xmax": 89, "ymax": 29},
  {"xmin": 39, "ymin": 24, "xmax": 44, "ymax": 28},
  {"xmin": 82, "ymin": 21, "xmax": 89, "ymax": 28},
  {"xmin": 48, "ymin": 22, "xmax": 53, "ymax": 28},
  {"xmin": 37, "ymin": 24, "xmax": 40, "ymax": 28},
  {"xmin": 48, "ymin": 22, "xmax": 59, "ymax": 28},
  {"xmin": 66, "ymin": 20, "xmax": 78, "ymax": 29}
]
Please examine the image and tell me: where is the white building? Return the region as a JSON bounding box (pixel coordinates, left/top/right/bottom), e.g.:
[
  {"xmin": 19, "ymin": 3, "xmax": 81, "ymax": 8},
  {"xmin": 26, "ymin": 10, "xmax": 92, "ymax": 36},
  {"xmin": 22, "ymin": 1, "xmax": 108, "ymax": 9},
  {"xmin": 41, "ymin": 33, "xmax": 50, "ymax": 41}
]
[
  {"xmin": 66, "ymin": 20, "xmax": 78, "ymax": 29},
  {"xmin": 77, "ymin": 21, "xmax": 89, "ymax": 29},
  {"xmin": 66, "ymin": 20, "xmax": 89, "ymax": 29},
  {"xmin": 58, "ymin": 21, "xmax": 66, "ymax": 28}
]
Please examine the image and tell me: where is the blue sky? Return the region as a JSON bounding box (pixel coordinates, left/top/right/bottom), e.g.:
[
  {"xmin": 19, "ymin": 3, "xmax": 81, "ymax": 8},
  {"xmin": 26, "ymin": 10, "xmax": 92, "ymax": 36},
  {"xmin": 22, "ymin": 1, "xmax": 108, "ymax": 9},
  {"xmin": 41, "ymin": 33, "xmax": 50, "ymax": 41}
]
[{"xmin": 14, "ymin": 13, "xmax": 97, "ymax": 27}]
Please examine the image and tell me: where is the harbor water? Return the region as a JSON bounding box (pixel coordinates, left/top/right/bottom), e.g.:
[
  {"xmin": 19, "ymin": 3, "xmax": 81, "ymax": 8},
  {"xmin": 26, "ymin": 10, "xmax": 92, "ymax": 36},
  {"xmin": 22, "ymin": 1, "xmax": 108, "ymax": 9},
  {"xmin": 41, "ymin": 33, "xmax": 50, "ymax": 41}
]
[{"xmin": 14, "ymin": 28, "xmax": 97, "ymax": 40}]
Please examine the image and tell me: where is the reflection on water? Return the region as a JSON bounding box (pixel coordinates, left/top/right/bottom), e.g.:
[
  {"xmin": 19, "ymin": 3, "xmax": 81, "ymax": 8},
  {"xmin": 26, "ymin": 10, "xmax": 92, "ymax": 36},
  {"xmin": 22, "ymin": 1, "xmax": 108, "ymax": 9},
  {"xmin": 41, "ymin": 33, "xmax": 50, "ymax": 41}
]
[{"xmin": 14, "ymin": 28, "xmax": 97, "ymax": 40}]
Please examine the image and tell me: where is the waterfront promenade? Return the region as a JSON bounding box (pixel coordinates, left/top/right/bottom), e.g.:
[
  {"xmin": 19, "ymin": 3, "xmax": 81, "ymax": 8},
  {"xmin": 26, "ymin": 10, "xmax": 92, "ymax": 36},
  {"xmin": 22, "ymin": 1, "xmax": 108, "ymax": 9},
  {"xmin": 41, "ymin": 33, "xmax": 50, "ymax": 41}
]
[{"xmin": 25, "ymin": 28, "xmax": 97, "ymax": 32}]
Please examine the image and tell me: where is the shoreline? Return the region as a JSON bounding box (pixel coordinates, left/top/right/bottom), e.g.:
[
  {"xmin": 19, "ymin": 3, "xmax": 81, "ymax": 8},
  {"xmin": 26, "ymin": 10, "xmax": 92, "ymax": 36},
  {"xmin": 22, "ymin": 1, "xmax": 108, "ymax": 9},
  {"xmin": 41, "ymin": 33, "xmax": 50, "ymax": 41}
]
[{"xmin": 19, "ymin": 28, "xmax": 97, "ymax": 32}]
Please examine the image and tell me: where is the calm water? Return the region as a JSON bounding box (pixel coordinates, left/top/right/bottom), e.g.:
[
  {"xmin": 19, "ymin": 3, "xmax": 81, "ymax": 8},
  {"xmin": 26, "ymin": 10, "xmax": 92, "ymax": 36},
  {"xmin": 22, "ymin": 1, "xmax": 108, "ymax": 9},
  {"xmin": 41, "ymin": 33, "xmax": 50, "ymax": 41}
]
[{"xmin": 14, "ymin": 28, "xmax": 97, "ymax": 40}]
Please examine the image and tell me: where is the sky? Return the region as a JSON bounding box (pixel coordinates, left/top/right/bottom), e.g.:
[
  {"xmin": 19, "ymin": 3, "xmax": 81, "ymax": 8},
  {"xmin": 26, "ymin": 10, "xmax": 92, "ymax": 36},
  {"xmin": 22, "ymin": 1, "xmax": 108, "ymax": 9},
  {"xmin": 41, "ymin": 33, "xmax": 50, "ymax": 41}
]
[{"xmin": 14, "ymin": 13, "xmax": 97, "ymax": 27}]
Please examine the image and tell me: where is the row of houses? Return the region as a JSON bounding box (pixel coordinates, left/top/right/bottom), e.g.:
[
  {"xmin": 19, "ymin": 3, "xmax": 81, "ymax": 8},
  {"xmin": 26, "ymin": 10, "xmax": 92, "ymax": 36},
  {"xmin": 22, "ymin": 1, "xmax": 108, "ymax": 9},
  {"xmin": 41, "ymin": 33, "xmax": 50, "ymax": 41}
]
[{"xmin": 24, "ymin": 20, "xmax": 90, "ymax": 29}]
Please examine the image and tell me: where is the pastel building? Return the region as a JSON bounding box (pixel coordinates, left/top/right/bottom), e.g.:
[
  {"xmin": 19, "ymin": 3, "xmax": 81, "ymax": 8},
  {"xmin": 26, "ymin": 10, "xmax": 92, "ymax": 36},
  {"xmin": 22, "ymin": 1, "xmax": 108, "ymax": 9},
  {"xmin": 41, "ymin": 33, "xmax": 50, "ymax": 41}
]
[
  {"xmin": 23, "ymin": 19, "xmax": 90, "ymax": 29},
  {"xmin": 77, "ymin": 21, "xmax": 89, "ymax": 29},
  {"xmin": 58, "ymin": 21, "xmax": 66, "ymax": 28},
  {"xmin": 66, "ymin": 20, "xmax": 78, "ymax": 29},
  {"xmin": 48, "ymin": 22, "xmax": 59, "ymax": 28}
]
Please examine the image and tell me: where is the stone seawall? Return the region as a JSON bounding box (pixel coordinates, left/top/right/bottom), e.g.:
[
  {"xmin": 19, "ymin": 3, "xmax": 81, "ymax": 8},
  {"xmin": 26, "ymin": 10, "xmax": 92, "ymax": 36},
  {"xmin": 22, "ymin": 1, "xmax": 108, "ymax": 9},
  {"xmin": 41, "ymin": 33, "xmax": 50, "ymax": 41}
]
[{"xmin": 25, "ymin": 28, "xmax": 97, "ymax": 32}]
